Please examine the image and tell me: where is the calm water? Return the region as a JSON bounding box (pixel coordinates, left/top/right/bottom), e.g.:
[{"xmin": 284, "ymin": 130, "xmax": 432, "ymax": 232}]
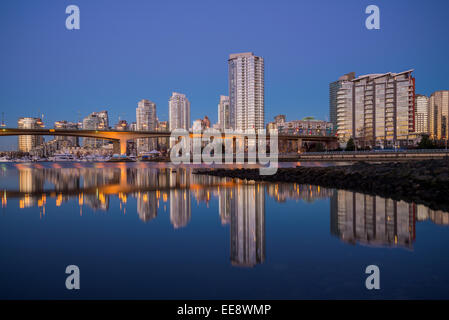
[{"xmin": 0, "ymin": 162, "xmax": 449, "ymax": 299}]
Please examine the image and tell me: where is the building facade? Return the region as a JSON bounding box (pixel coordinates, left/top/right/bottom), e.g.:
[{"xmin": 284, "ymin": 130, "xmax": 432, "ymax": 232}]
[
  {"xmin": 428, "ymin": 90, "xmax": 449, "ymax": 140},
  {"xmin": 228, "ymin": 52, "xmax": 264, "ymax": 131},
  {"xmin": 156, "ymin": 120, "xmax": 169, "ymax": 151},
  {"xmin": 136, "ymin": 99, "xmax": 157, "ymax": 153},
  {"xmin": 114, "ymin": 120, "xmax": 129, "ymax": 131},
  {"xmin": 415, "ymin": 94, "xmax": 429, "ymax": 134},
  {"xmin": 82, "ymin": 111, "xmax": 109, "ymax": 148},
  {"xmin": 169, "ymin": 92, "xmax": 190, "ymax": 131},
  {"xmin": 54, "ymin": 120, "xmax": 79, "ymax": 147},
  {"xmin": 217, "ymin": 95, "xmax": 232, "ymax": 130},
  {"xmin": 266, "ymin": 115, "xmax": 333, "ymax": 136},
  {"xmin": 17, "ymin": 117, "xmax": 44, "ymax": 152},
  {"xmin": 334, "ymin": 70, "xmax": 416, "ymax": 148},
  {"xmin": 329, "ymin": 72, "xmax": 355, "ymax": 130}
]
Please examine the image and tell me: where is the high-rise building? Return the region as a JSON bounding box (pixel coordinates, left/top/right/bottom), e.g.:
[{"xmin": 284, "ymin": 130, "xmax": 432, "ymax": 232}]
[
  {"xmin": 82, "ymin": 111, "xmax": 109, "ymax": 148},
  {"xmin": 169, "ymin": 92, "xmax": 190, "ymax": 131},
  {"xmin": 54, "ymin": 120, "xmax": 79, "ymax": 147},
  {"xmin": 136, "ymin": 99, "xmax": 157, "ymax": 153},
  {"xmin": 228, "ymin": 52, "xmax": 264, "ymax": 131},
  {"xmin": 129, "ymin": 122, "xmax": 137, "ymax": 131},
  {"xmin": 114, "ymin": 119, "xmax": 129, "ymax": 131},
  {"xmin": 415, "ymin": 94, "xmax": 429, "ymax": 134},
  {"xmin": 334, "ymin": 70, "xmax": 416, "ymax": 148},
  {"xmin": 157, "ymin": 120, "xmax": 169, "ymax": 151},
  {"xmin": 218, "ymin": 95, "xmax": 232, "ymax": 130},
  {"xmin": 17, "ymin": 117, "xmax": 44, "ymax": 152},
  {"xmin": 428, "ymin": 90, "xmax": 449, "ymax": 140},
  {"xmin": 329, "ymin": 72, "xmax": 355, "ymax": 130}
]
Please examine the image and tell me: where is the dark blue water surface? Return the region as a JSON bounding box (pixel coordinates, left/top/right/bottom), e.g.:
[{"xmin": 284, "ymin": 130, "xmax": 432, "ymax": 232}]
[{"xmin": 1, "ymin": 162, "xmax": 448, "ymax": 299}]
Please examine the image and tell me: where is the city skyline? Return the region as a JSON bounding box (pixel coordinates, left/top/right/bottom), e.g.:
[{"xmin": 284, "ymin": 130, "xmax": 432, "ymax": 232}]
[{"xmin": 2, "ymin": 0, "xmax": 449, "ymax": 150}]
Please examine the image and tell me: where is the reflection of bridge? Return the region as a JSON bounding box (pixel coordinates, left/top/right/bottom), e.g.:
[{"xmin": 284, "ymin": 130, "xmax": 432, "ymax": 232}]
[{"xmin": 0, "ymin": 128, "xmax": 338, "ymax": 154}]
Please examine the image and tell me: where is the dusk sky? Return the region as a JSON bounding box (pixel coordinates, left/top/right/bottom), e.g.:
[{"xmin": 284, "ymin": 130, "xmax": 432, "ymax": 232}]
[{"xmin": 1, "ymin": 0, "xmax": 449, "ymax": 149}]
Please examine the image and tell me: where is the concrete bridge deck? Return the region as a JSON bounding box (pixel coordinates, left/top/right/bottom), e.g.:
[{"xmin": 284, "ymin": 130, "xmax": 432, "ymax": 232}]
[{"xmin": 0, "ymin": 128, "xmax": 338, "ymax": 154}]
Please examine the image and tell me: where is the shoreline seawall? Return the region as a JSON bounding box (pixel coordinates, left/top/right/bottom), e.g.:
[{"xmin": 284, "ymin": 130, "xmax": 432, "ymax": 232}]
[{"xmin": 194, "ymin": 159, "xmax": 449, "ymax": 211}]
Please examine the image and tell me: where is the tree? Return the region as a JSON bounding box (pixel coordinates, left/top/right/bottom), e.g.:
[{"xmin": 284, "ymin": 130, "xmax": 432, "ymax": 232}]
[
  {"xmin": 417, "ymin": 134, "xmax": 436, "ymax": 149},
  {"xmin": 313, "ymin": 143, "xmax": 325, "ymax": 152},
  {"xmin": 346, "ymin": 138, "xmax": 355, "ymax": 151}
]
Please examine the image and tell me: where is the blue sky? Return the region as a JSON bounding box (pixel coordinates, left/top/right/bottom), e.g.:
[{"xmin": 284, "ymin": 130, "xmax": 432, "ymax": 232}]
[{"xmin": 1, "ymin": 0, "xmax": 449, "ymax": 149}]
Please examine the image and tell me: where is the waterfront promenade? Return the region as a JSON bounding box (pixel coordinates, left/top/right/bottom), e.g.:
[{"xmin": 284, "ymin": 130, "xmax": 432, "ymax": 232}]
[{"xmin": 296, "ymin": 149, "xmax": 449, "ymax": 162}]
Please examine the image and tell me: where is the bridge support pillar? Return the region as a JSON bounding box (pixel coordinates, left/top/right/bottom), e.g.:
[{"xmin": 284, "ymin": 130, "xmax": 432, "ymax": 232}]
[
  {"xmin": 113, "ymin": 141, "xmax": 120, "ymax": 154},
  {"xmin": 120, "ymin": 139, "xmax": 127, "ymax": 155},
  {"xmin": 297, "ymin": 138, "xmax": 302, "ymax": 153},
  {"xmin": 112, "ymin": 139, "xmax": 128, "ymax": 155}
]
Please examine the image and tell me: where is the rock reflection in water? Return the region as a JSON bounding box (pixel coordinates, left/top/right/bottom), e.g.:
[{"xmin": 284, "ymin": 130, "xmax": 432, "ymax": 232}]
[{"xmin": 2, "ymin": 163, "xmax": 449, "ymax": 268}]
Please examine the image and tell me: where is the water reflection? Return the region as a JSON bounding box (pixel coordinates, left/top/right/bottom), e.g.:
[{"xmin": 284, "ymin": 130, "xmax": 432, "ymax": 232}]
[
  {"xmin": 330, "ymin": 190, "xmax": 415, "ymax": 248},
  {"xmin": 1, "ymin": 163, "xmax": 449, "ymax": 268}
]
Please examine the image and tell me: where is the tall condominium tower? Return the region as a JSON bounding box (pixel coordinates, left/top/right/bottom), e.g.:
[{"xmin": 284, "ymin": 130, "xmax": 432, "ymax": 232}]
[
  {"xmin": 136, "ymin": 99, "xmax": 157, "ymax": 152},
  {"xmin": 329, "ymin": 72, "xmax": 355, "ymax": 130},
  {"xmin": 17, "ymin": 117, "xmax": 44, "ymax": 152},
  {"xmin": 428, "ymin": 90, "xmax": 449, "ymax": 140},
  {"xmin": 334, "ymin": 70, "xmax": 415, "ymax": 148},
  {"xmin": 228, "ymin": 52, "xmax": 264, "ymax": 131},
  {"xmin": 82, "ymin": 111, "xmax": 109, "ymax": 148},
  {"xmin": 169, "ymin": 92, "xmax": 190, "ymax": 131},
  {"xmin": 217, "ymin": 95, "xmax": 231, "ymax": 130},
  {"xmin": 415, "ymin": 94, "xmax": 429, "ymax": 134}
]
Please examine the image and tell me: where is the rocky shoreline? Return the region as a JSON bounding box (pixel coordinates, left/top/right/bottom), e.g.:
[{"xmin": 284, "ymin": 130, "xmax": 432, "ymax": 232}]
[{"xmin": 194, "ymin": 159, "xmax": 449, "ymax": 211}]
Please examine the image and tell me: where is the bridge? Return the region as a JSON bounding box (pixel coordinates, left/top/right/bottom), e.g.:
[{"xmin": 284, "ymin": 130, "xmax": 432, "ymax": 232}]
[{"xmin": 0, "ymin": 128, "xmax": 338, "ymax": 154}]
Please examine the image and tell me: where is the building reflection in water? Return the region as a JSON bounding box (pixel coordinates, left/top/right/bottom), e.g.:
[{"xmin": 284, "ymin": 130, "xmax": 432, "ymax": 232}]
[
  {"xmin": 230, "ymin": 183, "xmax": 265, "ymax": 267},
  {"xmin": 416, "ymin": 204, "xmax": 449, "ymax": 225},
  {"xmin": 330, "ymin": 190, "xmax": 415, "ymax": 248},
  {"xmin": 137, "ymin": 192, "xmax": 157, "ymax": 222},
  {"xmin": 169, "ymin": 169, "xmax": 191, "ymax": 228},
  {"xmin": 3, "ymin": 164, "xmax": 449, "ymax": 266},
  {"xmin": 218, "ymin": 187, "xmax": 233, "ymax": 225}
]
